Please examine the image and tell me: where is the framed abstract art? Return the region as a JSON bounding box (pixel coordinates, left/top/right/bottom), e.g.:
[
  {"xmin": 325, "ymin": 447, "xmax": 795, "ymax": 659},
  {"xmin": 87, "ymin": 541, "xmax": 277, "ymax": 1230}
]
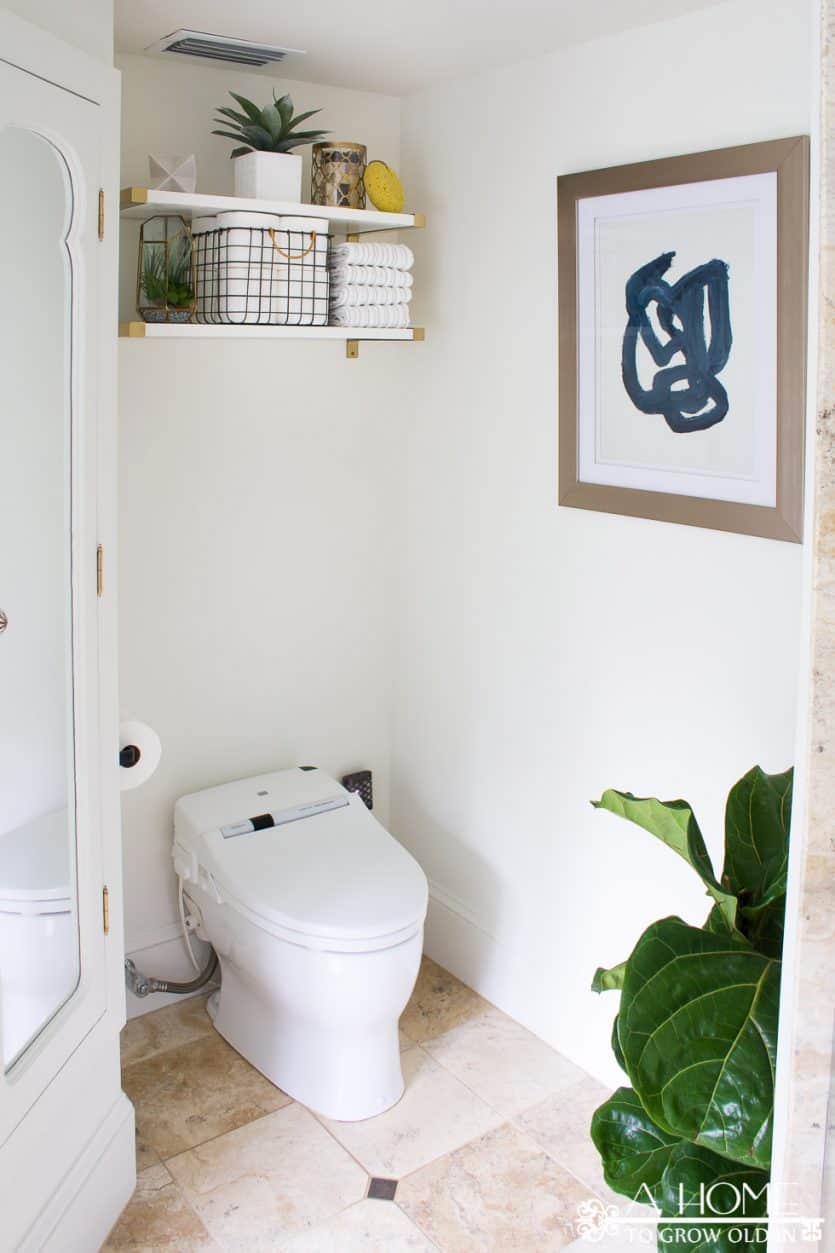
[{"xmin": 557, "ymin": 136, "xmax": 809, "ymax": 540}]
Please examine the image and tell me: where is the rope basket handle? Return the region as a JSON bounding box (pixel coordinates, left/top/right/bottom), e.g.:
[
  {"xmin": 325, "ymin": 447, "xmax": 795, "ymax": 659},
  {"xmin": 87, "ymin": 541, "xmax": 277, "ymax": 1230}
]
[{"xmin": 268, "ymin": 228, "xmax": 317, "ymax": 260}]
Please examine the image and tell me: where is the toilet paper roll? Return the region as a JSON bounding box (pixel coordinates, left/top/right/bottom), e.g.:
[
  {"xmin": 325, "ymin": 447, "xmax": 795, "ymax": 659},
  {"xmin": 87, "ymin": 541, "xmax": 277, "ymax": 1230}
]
[{"xmin": 119, "ymin": 720, "xmax": 162, "ymax": 791}]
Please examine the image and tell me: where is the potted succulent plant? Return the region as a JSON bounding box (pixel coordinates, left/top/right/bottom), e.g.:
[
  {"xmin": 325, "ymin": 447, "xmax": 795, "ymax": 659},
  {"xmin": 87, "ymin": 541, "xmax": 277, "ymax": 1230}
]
[{"xmin": 213, "ymin": 90, "xmax": 329, "ymax": 202}]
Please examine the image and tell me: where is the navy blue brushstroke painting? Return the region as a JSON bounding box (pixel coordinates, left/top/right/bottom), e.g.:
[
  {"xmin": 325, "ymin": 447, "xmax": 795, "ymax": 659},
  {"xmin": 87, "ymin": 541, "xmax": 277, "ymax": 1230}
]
[{"xmin": 621, "ymin": 251, "xmax": 732, "ymax": 433}]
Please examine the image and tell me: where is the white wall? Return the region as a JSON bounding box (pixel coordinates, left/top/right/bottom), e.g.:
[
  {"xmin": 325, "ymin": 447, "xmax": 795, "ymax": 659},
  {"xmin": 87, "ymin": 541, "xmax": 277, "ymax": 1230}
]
[
  {"xmin": 117, "ymin": 54, "xmax": 406, "ymax": 995},
  {"xmin": 394, "ymin": 0, "xmax": 813, "ymax": 1084},
  {"xmin": 4, "ymin": 0, "xmax": 112, "ymax": 63}
]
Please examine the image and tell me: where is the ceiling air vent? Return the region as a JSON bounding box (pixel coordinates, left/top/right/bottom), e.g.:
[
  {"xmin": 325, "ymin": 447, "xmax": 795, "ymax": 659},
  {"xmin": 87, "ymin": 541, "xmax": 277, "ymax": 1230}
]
[{"xmin": 145, "ymin": 30, "xmax": 305, "ymax": 69}]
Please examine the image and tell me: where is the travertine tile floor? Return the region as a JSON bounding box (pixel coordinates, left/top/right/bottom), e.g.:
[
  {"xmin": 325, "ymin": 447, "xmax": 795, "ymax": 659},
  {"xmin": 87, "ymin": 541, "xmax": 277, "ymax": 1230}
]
[{"xmin": 104, "ymin": 957, "xmax": 616, "ymax": 1252}]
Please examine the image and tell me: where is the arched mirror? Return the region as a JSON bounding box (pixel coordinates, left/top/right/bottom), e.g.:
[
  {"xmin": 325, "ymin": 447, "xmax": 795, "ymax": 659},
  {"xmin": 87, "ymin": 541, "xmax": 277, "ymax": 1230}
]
[{"xmin": 0, "ymin": 126, "xmax": 80, "ymax": 1069}]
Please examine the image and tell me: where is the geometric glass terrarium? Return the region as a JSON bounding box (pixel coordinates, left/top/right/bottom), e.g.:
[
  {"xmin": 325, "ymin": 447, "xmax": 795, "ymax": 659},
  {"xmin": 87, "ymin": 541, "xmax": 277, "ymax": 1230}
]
[{"xmin": 136, "ymin": 214, "xmax": 195, "ymax": 323}]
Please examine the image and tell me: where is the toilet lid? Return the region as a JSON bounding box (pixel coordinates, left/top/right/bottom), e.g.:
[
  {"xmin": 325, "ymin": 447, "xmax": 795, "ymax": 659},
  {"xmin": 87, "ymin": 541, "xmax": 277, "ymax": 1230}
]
[
  {"xmin": 0, "ymin": 808, "xmax": 72, "ymax": 913},
  {"xmin": 175, "ymin": 769, "xmax": 428, "ymax": 945}
]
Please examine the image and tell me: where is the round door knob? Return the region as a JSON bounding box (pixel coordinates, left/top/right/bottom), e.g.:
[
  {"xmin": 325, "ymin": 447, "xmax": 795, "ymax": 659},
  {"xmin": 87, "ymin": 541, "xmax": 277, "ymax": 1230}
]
[{"xmin": 0, "ymin": 610, "xmax": 7, "ymax": 633}]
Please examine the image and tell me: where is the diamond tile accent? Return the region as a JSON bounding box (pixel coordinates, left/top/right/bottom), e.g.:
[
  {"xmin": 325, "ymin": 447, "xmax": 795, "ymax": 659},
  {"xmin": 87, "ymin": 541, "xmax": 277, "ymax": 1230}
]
[{"xmin": 368, "ymin": 1177, "xmax": 398, "ymax": 1200}]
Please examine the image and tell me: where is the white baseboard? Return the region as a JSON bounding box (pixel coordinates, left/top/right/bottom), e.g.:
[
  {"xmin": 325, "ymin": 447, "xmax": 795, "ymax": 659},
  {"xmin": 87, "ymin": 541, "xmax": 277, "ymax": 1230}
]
[
  {"xmin": 126, "ymin": 919, "xmax": 184, "ymax": 956},
  {"xmin": 424, "ymin": 880, "xmax": 616, "ymax": 1088},
  {"xmin": 24, "ymin": 1093, "xmax": 135, "ymax": 1253},
  {"xmin": 125, "ymin": 926, "xmax": 214, "ymax": 1019},
  {"xmin": 424, "ymin": 879, "xmax": 500, "ymax": 995}
]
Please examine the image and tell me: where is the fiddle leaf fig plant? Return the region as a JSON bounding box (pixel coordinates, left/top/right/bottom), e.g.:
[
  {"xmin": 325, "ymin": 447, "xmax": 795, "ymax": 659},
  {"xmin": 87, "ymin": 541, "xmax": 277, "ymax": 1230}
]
[
  {"xmin": 213, "ymin": 90, "xmax": 329, "ymax": 157},
  {"xmin": 590, "ymin": 765, "xmax": 792, "ymax": 1252}
]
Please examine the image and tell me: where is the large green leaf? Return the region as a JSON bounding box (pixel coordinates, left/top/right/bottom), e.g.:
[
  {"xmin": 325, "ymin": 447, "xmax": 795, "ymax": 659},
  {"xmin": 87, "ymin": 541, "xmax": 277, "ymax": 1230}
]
[
  {"xmin": 593, "ymin": 790, "xmax": 737, "ymax": 928},
  {"xmin": 739, "ymin": 897, "xmax": 785, "ymax": 959},
  {"xmin": 591, "ymin": 1087, "xmax": 682, "ymax": 1205},
  {"xmin": 619, "ymin": 917, "xmax": 778, "ymax": 1168},
  {"xmin": 723, "ymin": 766, "xmax": 792, "ymax": 912},
  {"xmin": 657, "ymin": 1143, "xmax": 768, "ymax": 1252},
  {"xmin": 703, "ymin": 902, "xmax": 740, "ymax": 939},
  {"xmin": 592, "ymin": 961, "xmax": 626, "ymax": 993},
  {"xmin": 612, "ymin": 1015, "xmax": 627, "ymax": 1073}
]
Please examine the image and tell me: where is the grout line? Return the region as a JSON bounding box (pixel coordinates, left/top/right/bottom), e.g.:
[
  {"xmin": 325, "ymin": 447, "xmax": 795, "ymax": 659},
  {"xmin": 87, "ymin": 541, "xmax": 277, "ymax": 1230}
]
[
  {"xmin": 392, "ymin": 1116, "xmax": 516, "ymax": 1190},
  {"xmin": 392, "ymin": 1200, "xmax": 445, "ymax": 1251},
  {"xmin": 113, "ymin": 1161, "xmax": 220, "ymax": 1250},
  {"xmin": 120, "ymin": 999, "xmax": 215, "ymax": 1070},
  {"xmin": 508, "ymin": 1112, "xmax": 618, "ymax": 1204},
  {"xmin": 305, "ymin": 1102, "xmax": 376, "ymax": 1178},
  {"xmin": 272, "ymin": 1198, "xmax": 377, "ymax": 1252},
  {"xmin": 158, "ymin": 1101, "xmax": 297, "ymax": 1165}
]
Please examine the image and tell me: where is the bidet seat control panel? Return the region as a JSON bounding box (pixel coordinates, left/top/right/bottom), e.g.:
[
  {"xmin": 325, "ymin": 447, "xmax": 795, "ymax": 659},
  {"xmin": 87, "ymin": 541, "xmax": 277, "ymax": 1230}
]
[{"xmin": 220, "ymin": 794, "xmax": 350, "ymax": 838}]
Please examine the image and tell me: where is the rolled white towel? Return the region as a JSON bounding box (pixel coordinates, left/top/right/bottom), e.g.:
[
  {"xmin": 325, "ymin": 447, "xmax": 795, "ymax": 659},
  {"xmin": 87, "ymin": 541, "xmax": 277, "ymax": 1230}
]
[
  {"xmin": 330, "ymin": 241, "xmax": 413, "ymax": 269},
  {"xmin": 328, "ymin": 262, "xmax": 413, "ymax": 288},
  {"xmin": 330, "ymin": 284, "xmax": 410, "ymax": 308},
  {"xmin": 330, "ymin": 304, "xmax": 411, "ymax": 328}
]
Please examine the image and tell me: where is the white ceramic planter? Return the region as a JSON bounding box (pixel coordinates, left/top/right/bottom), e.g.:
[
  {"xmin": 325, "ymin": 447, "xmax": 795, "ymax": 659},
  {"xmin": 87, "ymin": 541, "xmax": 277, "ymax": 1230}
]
[{"xmin": 233, "ymin": 151, "xmax": 303, "ymax": 202}]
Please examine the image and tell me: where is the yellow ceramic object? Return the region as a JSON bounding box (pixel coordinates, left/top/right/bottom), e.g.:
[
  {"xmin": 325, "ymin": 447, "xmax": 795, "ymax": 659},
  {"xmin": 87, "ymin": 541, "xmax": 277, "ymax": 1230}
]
[{"xmin": 364, "ymin": 160, "xmax": 405, "ymax": 213}]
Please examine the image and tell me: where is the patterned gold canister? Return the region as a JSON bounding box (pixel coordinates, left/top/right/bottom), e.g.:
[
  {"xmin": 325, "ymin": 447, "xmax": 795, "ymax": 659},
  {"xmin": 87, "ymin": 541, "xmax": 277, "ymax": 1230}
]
[{"xmin": 310, "ymin": 142, "xmax": 367, "ymax": 209}]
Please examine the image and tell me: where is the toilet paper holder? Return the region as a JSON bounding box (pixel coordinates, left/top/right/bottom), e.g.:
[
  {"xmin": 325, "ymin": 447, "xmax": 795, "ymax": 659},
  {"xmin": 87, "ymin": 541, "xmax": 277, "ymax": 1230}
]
[
  {"xmin": 119, "ymin": 743, "xmax": 141, "ymax": 769},
  {"xmin": 118, "ymin": 719, "xmax": 162, "ymax": 790}
]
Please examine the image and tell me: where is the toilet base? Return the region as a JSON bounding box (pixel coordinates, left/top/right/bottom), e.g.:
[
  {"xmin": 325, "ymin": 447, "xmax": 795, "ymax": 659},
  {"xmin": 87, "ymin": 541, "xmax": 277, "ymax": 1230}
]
[{"xmin": 212, "ymin": 962, "xmax": 406, "ymax": 1122}]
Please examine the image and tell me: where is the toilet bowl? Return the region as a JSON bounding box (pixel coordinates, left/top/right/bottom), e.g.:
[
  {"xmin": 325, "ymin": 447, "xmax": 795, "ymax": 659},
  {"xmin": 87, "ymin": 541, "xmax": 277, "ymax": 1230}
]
[
  {"xmin": 172, "ymin": 767, "xmax": 428, "ymax": 1121},
  {"xmin": 0, "ymin": 809, "xmax": 76, "ymax": 1067}
]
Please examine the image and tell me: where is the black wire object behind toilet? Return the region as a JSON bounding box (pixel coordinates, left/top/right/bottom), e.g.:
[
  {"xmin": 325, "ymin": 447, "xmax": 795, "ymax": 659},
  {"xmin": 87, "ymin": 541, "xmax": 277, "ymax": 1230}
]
[{"xmin": 341, "ymin": 769, "xmax": 373, "ymax": 810}]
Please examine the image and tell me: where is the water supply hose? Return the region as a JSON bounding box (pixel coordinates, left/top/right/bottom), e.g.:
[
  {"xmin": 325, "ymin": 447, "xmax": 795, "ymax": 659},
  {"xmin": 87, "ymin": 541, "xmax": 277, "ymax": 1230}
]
[{"xmin": 124, "ymin": 947, "xmax": 218, "ymax": 998}]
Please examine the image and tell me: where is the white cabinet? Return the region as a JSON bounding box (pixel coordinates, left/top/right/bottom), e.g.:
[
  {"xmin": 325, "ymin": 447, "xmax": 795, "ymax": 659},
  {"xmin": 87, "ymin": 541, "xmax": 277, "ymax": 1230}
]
[{"xmin": 0, "ymin": 11, "xmax": 133, "ymax": 1249}]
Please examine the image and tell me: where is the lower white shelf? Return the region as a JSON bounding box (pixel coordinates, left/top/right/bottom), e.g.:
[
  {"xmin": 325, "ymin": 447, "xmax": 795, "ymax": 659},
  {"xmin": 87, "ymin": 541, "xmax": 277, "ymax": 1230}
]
[{"xmin": 119, "ymin": 321, "xmax": 424, "ymax": 342}]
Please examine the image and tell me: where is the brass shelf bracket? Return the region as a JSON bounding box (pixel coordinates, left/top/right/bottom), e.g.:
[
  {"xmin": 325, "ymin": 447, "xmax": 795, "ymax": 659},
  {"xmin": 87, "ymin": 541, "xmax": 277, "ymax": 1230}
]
[{"xmin": 343, "ymin": 214, "xmax": 425, "ymax": 241}]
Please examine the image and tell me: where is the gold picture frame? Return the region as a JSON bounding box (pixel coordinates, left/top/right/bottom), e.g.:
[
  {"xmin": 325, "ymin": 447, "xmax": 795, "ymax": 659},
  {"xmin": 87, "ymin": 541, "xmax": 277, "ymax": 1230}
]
[{"xmin": 557, "ymin": 136, "xmax": 809, "ymax": 541}]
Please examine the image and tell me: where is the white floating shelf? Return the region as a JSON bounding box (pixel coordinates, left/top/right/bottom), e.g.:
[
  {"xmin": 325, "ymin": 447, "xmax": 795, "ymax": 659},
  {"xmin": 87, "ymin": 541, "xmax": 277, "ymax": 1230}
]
[
  {"xmin": 119, "ymin": 322, "xmax": 424, "ymax": 344},
  {"xmin": 120, "ymin": 187, "xmax": 425, "ymax": 235}
]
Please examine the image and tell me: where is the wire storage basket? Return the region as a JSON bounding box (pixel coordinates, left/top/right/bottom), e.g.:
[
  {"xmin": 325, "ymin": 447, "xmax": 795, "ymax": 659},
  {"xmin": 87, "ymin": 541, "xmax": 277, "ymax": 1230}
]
[{"xmin": 194, "ymin": 212, "xmax": 330, "ymax": 326}]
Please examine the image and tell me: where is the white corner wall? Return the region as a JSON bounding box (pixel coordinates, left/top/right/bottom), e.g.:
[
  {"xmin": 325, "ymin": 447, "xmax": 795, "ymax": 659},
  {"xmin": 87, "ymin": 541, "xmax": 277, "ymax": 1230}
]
[
  {"xmin": 394, "ymin": 0, "xmax": 813, "ymax": 1083},
  {"xmin": 117, "ymin": 55, "xmax": 407, "ymax": 999}
]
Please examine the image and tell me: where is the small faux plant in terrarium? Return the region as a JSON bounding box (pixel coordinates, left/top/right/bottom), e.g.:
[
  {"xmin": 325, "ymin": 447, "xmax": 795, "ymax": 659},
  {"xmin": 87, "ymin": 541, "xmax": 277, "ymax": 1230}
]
[{"xmin": 137, "ymin": 215, "xmax": 195, "ymax": 323}]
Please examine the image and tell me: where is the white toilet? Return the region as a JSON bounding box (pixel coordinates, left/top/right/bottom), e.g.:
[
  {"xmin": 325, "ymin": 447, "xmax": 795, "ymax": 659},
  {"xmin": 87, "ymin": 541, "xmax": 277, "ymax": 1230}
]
[
  {"xmin": 172, "ymin": 766, "xmax": 428, "ymax": 1121},
  {"xmin": 0, "ymin": 809, "xmax": 77, "ymax": 1067}
]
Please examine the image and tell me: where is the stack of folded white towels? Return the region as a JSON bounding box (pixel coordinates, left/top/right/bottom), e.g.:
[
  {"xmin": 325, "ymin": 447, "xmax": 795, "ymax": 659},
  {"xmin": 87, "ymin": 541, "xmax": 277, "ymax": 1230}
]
[{"xmin": 328, "ymin": 241, "xmax": 413, "ymax": 328}]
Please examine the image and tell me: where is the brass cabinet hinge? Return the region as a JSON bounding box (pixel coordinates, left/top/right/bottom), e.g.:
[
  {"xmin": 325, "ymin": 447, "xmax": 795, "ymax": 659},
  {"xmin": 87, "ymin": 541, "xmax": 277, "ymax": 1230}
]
[
  {"xmin": 96, "ymin": 544, "xmax": 103, "ymax": 596},
  {"xmin": 102, "ymin": 884, "xmax": 110, "ymax": 935},
  {"xmin": 98, "ymin": 188, "xmax": 105, "ymax": 241}
]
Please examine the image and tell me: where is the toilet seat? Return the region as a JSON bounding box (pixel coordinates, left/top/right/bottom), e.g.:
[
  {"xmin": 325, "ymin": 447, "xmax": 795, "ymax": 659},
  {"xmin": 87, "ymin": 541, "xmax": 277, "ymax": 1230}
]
[
  {"xmin": 0, "ymin": 809, "xmax": 72, "ymax": 916},
  {"xmin": 174, "ymin": 768, "xmax": 428, "ymax": 954}
]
